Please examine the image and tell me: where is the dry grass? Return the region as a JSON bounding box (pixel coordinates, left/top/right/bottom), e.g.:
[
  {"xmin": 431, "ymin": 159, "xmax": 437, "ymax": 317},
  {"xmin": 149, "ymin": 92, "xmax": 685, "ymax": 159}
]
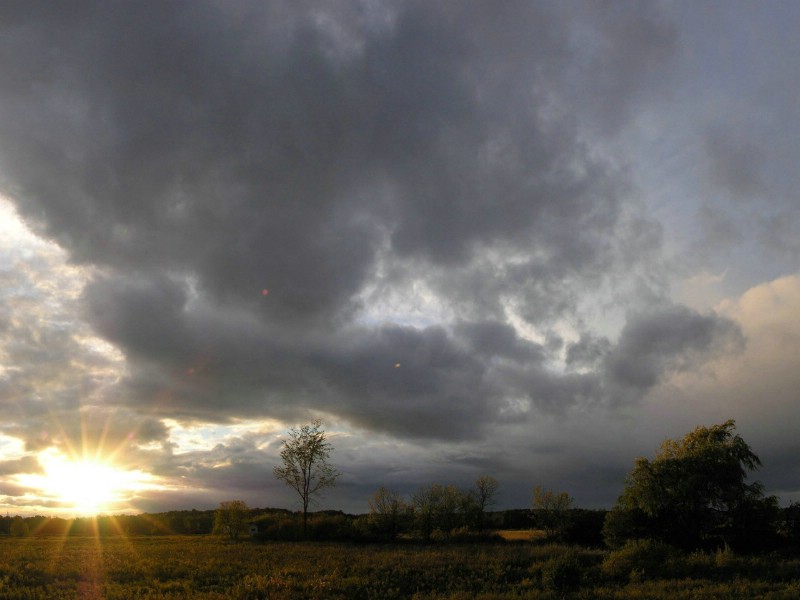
[
  {"xmin": 0, "ymin": 534, "xmax": 797, "ymax": 599},
  {"xmin": 495, "ymin": 528, "xmax": 547, "ymax": 542}
]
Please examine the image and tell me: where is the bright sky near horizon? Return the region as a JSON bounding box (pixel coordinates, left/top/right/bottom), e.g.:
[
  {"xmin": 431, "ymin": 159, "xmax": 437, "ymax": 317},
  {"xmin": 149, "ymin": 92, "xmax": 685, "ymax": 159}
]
[{"xmin": 0, "ymin": 1, "xmax": 799, "ymax": 516}]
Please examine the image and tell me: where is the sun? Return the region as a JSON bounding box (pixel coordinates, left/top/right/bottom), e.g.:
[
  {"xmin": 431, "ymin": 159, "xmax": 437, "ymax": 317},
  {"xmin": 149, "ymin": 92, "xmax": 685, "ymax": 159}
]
[
  {"xmin": 43, "ymin": 458, "xmax": 126, "ymax": 514},
  {"xmin": 24, "ymin": 449, "xmax": 155, "ymax": 515}
]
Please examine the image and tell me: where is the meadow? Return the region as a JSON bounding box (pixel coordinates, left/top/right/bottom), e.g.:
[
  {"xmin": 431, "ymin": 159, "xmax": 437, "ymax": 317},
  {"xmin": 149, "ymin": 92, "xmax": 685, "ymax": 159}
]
[{"xmin": 1, "ymin": 535, "xmax": 800, "ymax": 599}]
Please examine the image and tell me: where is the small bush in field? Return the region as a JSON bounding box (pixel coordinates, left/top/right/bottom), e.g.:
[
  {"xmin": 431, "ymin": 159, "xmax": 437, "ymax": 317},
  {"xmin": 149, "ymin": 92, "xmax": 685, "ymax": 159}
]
[
  {"xmin": 541, "ymin": 550, "xmax": 583, "ymax": 593},
  {"xmin": 601, "ymin": 538, "xmax": 678, "ymax": 582}
]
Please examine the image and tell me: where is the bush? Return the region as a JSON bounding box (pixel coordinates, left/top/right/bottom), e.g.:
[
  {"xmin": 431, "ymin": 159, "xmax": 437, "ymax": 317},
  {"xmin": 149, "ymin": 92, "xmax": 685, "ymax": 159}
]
[
  {"xmin": 541, "ymin": 550, "xmax": 584, "ymax": 594},
  {"xmin": 601, "ymin": 539, "xmax": 678, "ymax": 583},
  {"xmin": 306, "ymin": 513, "xmax": 356, "ymax": 541},
  {"xmin": 560, "ymin": 509, "xmax": 607, "ymax": 547},
  {"xmin": 254, "ymin": 515, "xmax": 303, "ymax": 541},
  {"xmin": 602, "ymin": 507, "xmax": 649, "ymax": 549}
]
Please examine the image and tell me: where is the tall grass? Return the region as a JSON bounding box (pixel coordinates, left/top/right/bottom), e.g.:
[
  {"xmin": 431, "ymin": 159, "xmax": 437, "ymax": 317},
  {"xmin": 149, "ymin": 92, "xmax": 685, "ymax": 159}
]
[{"xmin": 0, "ymin": 535, "xmax": 797, "ymax": 598}]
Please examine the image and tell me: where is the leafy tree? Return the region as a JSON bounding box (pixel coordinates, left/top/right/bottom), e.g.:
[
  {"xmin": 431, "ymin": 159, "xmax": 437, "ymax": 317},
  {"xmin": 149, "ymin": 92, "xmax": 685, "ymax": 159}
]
[
  {"xmin": 472, "ymin": 475, "xmax": 499, "ymax": 531},
  {"xmin": 368, "ymin": 486, "xmax": 409, "ymax": 540},
  {"xmin": 532, "ymin": 485, "xmax": 574, "ymax": 540},
  {"xmin": 411, "ymin": 483, "xmax": 474, "ymax": 540},
  {"xmin": 10, "ymin": 516, "xmax": 28, "ymax": 538},
  {"xmin": 604, "ymin": 419, "xmax": 778, "ymax": 551},
  {"xmin": 432, "ymin": 484, "xmax": 464, "ymax": 539},
  {"xmin": 273, "ymin": 419, "xmax": 340, "ymax": 536},
  {"xmin": 778, "ymin": 502, "xmax": 800, "ymax": 547},
  {"xmin": 411, "ymin": 485, "xmax": 437, "ymax": 542},
  {"xmin": 214, "ymin": 500, "xmax": 250, "ymax": 541}
]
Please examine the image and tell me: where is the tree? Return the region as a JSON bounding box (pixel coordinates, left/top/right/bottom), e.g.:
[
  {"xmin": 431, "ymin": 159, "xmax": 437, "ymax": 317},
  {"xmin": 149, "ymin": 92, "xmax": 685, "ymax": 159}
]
[
  {"xmin": 473, "ymin": 475, "xmax": 500, "ymax": 531},
  {"xmin": 10, "ymin": 516, "xmax": 28, "ymax": 538},
  {"xmin": 432, "ymin": 484, "xmax": 464, "ymax": 539},
  {"xmin": 214, "ymin": 500, "xmax": 250, "ymax": 541},
  {"xmin": 411, "ymin": 485, "xmax": 437, "ymax": 542},
  {"xmin": 532, "ymin": 485, "xmax": 574, "ymax": 540},
  {"xmin": 368, "ymin": 487, "xmax": 409, "ymax": 540},
  {"xmin": 411, "ymin": 483, "xmax": 471, "ymax": 541},
  {"xmin": 273, "ymin": 419, "xmax": 340, "ymax": 536},
  {"xmin": 604, "ymin": 419, "xmax": 778, "ymax": 551}
]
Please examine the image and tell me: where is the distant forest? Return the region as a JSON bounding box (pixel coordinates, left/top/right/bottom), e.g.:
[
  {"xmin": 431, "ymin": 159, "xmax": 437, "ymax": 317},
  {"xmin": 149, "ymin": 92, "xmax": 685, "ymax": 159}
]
[{"xmin": 0, "ymin": 506, "xmax": 603, "ymax": 543}]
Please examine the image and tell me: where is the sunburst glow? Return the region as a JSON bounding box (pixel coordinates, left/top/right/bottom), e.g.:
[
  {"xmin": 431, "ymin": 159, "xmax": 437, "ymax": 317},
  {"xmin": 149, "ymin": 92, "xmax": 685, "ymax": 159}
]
[{"xmin": 19, "ymin": 449, "xmax": 157, "ymax": 515}]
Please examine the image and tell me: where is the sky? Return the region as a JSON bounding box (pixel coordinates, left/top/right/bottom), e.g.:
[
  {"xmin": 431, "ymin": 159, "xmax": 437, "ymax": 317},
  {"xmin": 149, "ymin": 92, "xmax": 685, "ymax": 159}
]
[{"xmin": 0, "ymin": 0, "xmax": 799, "ymax": 516}]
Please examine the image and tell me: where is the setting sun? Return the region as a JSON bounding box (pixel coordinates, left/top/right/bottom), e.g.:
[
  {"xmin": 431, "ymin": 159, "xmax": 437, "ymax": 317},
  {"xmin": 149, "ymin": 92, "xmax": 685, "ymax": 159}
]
[{"xmin": 19, "ymin": 449, "xmax": 157, "ymax": 515}]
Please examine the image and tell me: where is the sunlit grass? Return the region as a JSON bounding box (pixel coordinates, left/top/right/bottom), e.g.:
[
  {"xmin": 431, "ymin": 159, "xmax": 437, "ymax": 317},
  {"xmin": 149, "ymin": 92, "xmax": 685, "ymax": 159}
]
[{"xmin": 495, "ymin": 528, "xmax": 547, "ymax": 542}]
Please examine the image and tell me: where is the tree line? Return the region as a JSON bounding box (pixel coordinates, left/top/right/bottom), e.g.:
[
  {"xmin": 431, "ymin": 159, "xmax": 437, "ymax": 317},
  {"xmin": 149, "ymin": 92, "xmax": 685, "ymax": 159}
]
[
  {"xmin": 5, "ymin": 419, "xmax": 800, "ymax": 554},
  {"xmin": 257, "ymin": 417, "xmax": 800, "ymax": 552}
]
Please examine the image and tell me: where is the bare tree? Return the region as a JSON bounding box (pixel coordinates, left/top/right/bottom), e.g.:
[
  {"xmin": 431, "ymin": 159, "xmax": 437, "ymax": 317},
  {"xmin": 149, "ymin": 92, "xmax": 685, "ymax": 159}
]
[
  {"xmin": 473, "ymin": 475, "xmax": 500, "ymax": 531},
  {"xmin": 273, "ymin": 419, "xmax": 340, "ymax": 536}
]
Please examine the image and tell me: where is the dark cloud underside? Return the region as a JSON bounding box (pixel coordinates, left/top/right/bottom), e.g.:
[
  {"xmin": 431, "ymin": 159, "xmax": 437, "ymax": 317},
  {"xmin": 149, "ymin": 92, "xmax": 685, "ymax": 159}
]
[{"xmin": 0, "ymin": 1, "xmax": 704, "ymax": 444}]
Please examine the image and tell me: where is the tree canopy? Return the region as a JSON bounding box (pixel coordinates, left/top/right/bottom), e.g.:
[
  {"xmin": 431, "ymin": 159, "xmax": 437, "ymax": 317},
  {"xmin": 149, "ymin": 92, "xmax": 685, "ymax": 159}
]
[
  {"xmin": 273, "ymin": 420, "xmax": 340, "ymax": 536},
  {"xmin": 604, "ymin": 419, "xmax": 778, "ymax": 550},
  {"xmin": 213, "ymin": 500, "xmax": 250, "ymax": 541}
]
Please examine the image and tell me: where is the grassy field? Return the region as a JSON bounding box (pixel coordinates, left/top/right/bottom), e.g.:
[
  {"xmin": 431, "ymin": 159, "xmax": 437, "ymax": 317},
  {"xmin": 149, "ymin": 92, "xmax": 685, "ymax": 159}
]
[{"xmin": 0, "ymin": 535, "xmax": 799, "ymax": 599}]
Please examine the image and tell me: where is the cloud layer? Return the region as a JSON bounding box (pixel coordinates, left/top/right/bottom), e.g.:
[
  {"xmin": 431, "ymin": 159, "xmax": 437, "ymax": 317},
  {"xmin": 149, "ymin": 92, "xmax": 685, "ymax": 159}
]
[{"xmin": 0, "ymin": 1, "xmax": 797, "ymax": 513}]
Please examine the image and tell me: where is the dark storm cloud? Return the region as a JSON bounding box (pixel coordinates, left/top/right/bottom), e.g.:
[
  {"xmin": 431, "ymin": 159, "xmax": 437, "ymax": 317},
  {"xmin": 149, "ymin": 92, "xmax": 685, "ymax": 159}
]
[
  {"xmin": 456, "ymin": 320, "xmax": 545, "ymax": 363},
  {"xmin": 565, "ymin": 333, "xmax": 612, "ymax": 371},
  {"xmin": 314, "ymin": 324, "xmax": 494, "ymax": 439},
  {"xmin": 605, "ymin": 305, "xmax": 744, "ymax": 393},
  {"xmin": 0, "ymin": 0, "xmax": 690, "ymax": 456}
]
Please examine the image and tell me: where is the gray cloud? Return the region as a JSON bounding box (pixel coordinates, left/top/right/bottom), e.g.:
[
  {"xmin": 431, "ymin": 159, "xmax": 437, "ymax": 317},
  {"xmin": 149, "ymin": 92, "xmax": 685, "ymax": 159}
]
[
  {"xmin": 704, "ymin": 127, "xmax": 766, "ymax": 201},
  {"xmin": 0, "ymin": 456, "xmax": 40, "ymax": 476},
  {"xmin": 4, "ymin": 1, "xmax": 791, "ymax": 513},
  {"xmin": 566, "ymin": 333, "xmax": 612, "ymax": 371},
  {"xmin": 0, "ymin": 0, "xmax": 679, "ymax": 435},
  {"xmin": 605, "ymin": 305, "xmax": 744, "ymax": 394},
  {"xmin": 560, "ymin": 0, "xmax": 678, "ymax": 135}
]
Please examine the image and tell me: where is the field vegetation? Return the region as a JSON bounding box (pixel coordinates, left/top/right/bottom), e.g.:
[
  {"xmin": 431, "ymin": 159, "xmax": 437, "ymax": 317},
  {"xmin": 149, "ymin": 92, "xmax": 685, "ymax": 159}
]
[{"xmin": 0, "ymin": 533, "xmax": 799, "ymax": 599}]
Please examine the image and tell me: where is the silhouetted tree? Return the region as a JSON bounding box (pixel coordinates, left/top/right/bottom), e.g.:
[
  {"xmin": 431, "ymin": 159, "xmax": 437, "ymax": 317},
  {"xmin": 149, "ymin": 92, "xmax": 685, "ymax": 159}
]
[
  {"xmin": 273, "ymin": 420, "xmax": 340, "ymax": 536},
  {"xmin": 604, "ymin": 419, "xmax": 778, "ymax": 551},
  {"xmin": 368, "ymin": 487, "xmax": 408, "ymax": 540},
  {"xmin": 411, "ymin": 485, "xmax": 437, "ymax": 542},
  {"xmin": 473, "ymin": 475, "xmax": 499, "ymax": 531},
  {"xmin": 411, "ymin": 483, "xmax": 472, "ymax": 540},
  {"xmin": 10, "ymin": 516, "xmax": 28, "ymax": 538},
  {"xmin": 532, "ymin": 485, "xmax": 574, "ymax": 540},
  {"xmin": 432, "ymin": 484, "xmax": 463, "ymax": 539}
]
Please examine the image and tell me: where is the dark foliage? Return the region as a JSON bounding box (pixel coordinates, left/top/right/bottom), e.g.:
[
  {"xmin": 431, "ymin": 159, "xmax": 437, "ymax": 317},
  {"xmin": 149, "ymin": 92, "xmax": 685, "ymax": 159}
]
[{"xmin": 605, "ymin": 420, "xmax": 780, "ymax": 552}]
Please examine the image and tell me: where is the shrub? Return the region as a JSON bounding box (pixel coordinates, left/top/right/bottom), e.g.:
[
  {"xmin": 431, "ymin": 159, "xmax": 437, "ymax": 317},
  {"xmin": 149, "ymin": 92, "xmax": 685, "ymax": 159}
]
[
  {"xmin": 255, "ymin": 515, "xmax": 303, "ymax": 541},
  {"xmin": 560, "ymin": 509, "xmax": 607, "ymax": 547},
  {"xmin": 601, "ymin": 538, "xmax": 678, "ymax": 583},
  {"xmin": 541, "ymin": 550, "xmax": 583, "ymax": 594},
  {"xmin": 307, "ymin": 513, "xmax": 356, "ymax": 541}
]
